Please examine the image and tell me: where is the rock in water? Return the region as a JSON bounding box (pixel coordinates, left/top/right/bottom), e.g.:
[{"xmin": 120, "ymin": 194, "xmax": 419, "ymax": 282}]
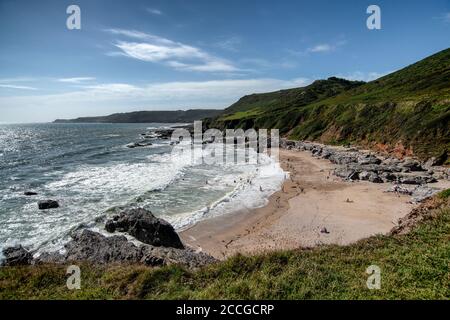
[
  {"xmin": 38, "ymin": 200, "xmax": 59, "ymax": 210},
  {"xmin": 105, "ymin": 208, "xmax": 184, "ymax": 249},
  {"xmin": 2, "ymin": 245, "xmax": 33, "ymax": 266}
]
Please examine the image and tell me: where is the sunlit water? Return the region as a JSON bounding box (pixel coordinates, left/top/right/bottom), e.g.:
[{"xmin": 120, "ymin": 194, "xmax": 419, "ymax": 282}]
[{"xmin": 0, "ymin": 123, "xmax": 285, "ymax": 255}]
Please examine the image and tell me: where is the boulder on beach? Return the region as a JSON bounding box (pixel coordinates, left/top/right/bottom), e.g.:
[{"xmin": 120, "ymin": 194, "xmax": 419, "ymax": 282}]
[
  {"xmin": 38, "ymin": 200, "xmax": 59, "ymax": 210},
  {"xmin": 105, "ymin": 208, "xmax": 184, "ymax": 249}
]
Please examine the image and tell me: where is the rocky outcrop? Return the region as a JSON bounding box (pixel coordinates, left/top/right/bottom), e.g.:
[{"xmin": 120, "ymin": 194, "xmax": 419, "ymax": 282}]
[
  {"xmin": 105, "ymin": 208, "xmax": 184, "ymax": 249},
  {"xmin": 38, "ymin": 200, "xmax": 59, "ymax": 210},
  {"xmin": 385, "ymin": 185, "xmax": 442, "ymax": 203},
  {"xmin": 2, "ymin": 245, "xmax": 33, "ymax": 266},
  {"xmin": 33, "ymin": 229, "xmax": 215, "ymax": 268},
  {"xmin": 126, "ymin": 141, "xmax": 153, "ymax": 148},
  {"xmin": 281, "ymin": 138, "xmax": 449, "ymax": 202},
  {"xmin": 3, "ymin": 208, "xmax": 215, "ymax": 269}
]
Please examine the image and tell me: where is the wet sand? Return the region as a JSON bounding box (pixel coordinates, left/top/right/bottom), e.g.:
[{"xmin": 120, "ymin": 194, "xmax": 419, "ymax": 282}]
[{"xmin": 180, "ymin": 149, "xmax": 416, "ymax": 259}]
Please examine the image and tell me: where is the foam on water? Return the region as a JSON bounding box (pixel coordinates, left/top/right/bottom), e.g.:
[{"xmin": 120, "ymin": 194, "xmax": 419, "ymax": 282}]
[
  {"xmin": 163, "ymin": 151, "xmax": 286, "ymax": 229},
  {"xmin": 0, "ymin": 124, "xmax": 287, "ymax": 257}
]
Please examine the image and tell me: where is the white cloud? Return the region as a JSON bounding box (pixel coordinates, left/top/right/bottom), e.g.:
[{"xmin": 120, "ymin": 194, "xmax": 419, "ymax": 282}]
[
  {"xmin": 58, "ymin": 77, "xmax": 96, "ymax": 84},
  {"xmin": 0, "ymin": 78, "xmax": 312, "ymax": 122},
  {"xmin": 308, "ymin": 44, "xmax": 333, "ymax": 53},
  {"xmin": 147, "ymin": 8, "xmax": 163, "ymax": 15},
  {"xmin": 105, "ymin": 29, "xmax": 239, "ymax": 73},
  {"xmin": 0, "ymin": 84, "xmax": 37, "ymax": 90}
]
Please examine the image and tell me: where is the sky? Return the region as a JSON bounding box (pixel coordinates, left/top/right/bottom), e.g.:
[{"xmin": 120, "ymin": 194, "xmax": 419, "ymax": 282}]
[{"xmin": 0, "ymin": 0, "xmax": 449, "ymax": 123}]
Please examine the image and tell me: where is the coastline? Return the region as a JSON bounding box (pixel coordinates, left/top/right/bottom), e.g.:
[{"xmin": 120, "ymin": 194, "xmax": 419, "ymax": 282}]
[{"xmin": 181, "ymin": 148, "xmax": 422, "ymax": 259}]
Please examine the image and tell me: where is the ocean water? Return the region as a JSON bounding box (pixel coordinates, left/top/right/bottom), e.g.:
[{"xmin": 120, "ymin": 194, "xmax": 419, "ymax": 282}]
[{"xmin": 0, "ymin": 123, "xmax": 285, "ymax": 255}]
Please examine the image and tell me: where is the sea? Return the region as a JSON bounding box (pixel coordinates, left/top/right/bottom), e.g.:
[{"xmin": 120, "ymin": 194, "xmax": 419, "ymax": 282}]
[{"xmin": 0, "ymin": 123, "xmax": 285, "ymax": 256}]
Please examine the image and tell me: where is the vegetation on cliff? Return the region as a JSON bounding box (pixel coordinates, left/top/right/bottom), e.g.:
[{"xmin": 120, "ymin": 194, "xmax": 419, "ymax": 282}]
[{"xmin": 210, "ymin": 48, "xmax": 450, "ymax": 162}]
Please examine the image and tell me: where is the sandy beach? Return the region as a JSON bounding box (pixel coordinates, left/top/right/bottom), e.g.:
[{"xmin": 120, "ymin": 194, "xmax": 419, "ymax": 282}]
[{"xmin": 181, "ymin": 148, "xmax": 418, "ymax": 259}]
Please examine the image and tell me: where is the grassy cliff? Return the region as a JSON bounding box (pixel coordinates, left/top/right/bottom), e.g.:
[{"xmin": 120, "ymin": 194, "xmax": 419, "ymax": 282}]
[
  {"xmin": 211, "ymin": 48, "xmax": 450, "ymax": 162},
  {"xmin": 1, "ymin": 191, "xmax": 449, "ymax": 300}
]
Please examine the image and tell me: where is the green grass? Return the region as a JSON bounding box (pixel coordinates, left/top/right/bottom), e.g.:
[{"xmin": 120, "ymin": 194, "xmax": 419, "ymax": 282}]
[
  {"xmin": 210, "ymin": 48, "xmax": 450, "ymax": 161},
  {"xmin": 1, "ymin": 194, "xmax": 449, "ymax": 300}
]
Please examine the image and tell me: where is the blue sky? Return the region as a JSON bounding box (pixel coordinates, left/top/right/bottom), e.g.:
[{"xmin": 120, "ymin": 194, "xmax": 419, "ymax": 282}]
[{"xmin": 0, "ymin": 0, "xmax": 449, "ymax": 122}]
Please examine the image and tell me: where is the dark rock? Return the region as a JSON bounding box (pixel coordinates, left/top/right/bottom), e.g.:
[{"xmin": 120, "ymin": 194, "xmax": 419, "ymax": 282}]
[
  {"xmin": 2, "ymin": 245, "xmax": 33, "ymax": 266},
  {"xmin": 359, "ymin": 171, "xmax": 383, "ymax": 183},
  {"xmin": 395, "ymin": 173, "xmax": 437, "ymax": 185},
  {"xmin": 386, "ymin": 185, "xmax": 441, "ymax": 203},
  {"xmin": 386, "ymin": 185, "xmax": 413, "ymax": 195},
  {"xmin": 64, "ymin": 230, "xmax": 142, "ymax": 264},
  {"xmin": 126, "ymin": 141, "xmax": 153, "ymax": 148},
  {"xmin": 424, "ymin": 154, "xmax": 447, "ymax": 169},
  {"xmin": 105, "ymin": 208, "xmax": 184, "ymax": 249},
  {"xmin": 24, "ymin": 191, "xmax": 38, "ymax": 196},
  {"xmin": 33, "ymin": 229, "xmax": 216, "ymax": 268},
  {"xmin": 140, "ymin": 245, "xmax": 217, "ymax": 269},
  {"xmin": 380, "ymin": 172, "xmax": 397, "ymax": 182},
  {"xmin": 400, "ymin": 159, "xmax": 424, "ymax": 172},
  {"xmin": 34, "ymin": 251, "xmax": 66, "ymax": 264},
  {"xmin": 334, "ymin": 168, "xmax": 359, "ymax": 181},
  {"xmin": 357, "ymin": 154, "xmax": 381, "ymax": 165},
  {"xmin": 320, "ymin": 149, "xmax": 332, "ymax": 159},
  {"xmin": 329, "ymin": 153, "xmax": 359, "ymax": 165},
  {"xmin": 368, "ymin": 173, "xmax": 383, "ymax": 183},
  {"xmin": 38, "ymin": 200, "xmax": 59, "ymax": 210},
  {"xmin": 153, "ymin": 128, "xmax": 176, "ymax": 139}
]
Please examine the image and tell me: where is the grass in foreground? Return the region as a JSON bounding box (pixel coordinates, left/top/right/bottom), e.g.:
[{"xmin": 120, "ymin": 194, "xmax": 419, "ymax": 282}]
[{"xmin": 1, "ymin": 193, "xmax": 449, "ymax": 300}]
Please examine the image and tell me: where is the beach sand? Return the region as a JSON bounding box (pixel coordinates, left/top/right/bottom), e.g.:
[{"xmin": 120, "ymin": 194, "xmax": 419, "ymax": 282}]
[{"xmin": 180, "ymin": 148, "xmax": 417, "ymax": 259}]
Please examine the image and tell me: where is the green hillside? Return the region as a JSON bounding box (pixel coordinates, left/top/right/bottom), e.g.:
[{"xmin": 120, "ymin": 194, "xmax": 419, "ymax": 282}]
[{"xmin": 211, "ymin": 48, "xmax": 450, "ymax": 162}]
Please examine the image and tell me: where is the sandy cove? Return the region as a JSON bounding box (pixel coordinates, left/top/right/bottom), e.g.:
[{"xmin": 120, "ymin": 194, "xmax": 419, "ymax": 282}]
[{"xmin": 181, "ymin": 148, "xmax": 420, "ymax": 259}]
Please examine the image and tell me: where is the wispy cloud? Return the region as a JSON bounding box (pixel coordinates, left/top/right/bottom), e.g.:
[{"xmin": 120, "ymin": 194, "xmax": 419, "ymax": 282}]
[
  {"xmin": 0, "ymin": 78, "xmax": 313, "ymax": 122},
  {"xmin": 105, "ymin": 29, "xmax": 239, "ymax": 73},
  {"xmin": 58, "ymin": 77, "xmax": 96, "ymax": 84},
  {"xmin": 214, "ymin": 36, "xmax": 242, "ymax": 52},
  {"xmin": 307, "ymin": 39, "xmax": 346, "ymax": 53},
  {"xmin": 0, "ymin": 77, "xmax": 36, "ymax": 83},
  {"xmin": 308, "ymin": 44, "xmax": 333, "ymax": 53},
  {"xmin": 146, "ymin": 8, "xmax": 163, "ymax": 15},
  {"xmin": 288, "ymin": 39, "xmax": 347, "ymax": 56},
  {"xmin": 0, "ymin": 84, "xmax": 37, "ymax": 90},
  {"xmin": 433, "ymin": 12, "xmax": 450, "ymax": 23}
]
